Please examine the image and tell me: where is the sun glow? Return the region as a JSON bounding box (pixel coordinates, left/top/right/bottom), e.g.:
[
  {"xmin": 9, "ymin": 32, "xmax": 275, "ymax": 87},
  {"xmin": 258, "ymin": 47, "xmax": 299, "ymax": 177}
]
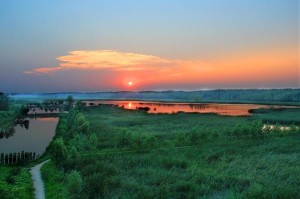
[{"xmin": 25, "ymin": 48, "xmax": 299, "ymax": 89}]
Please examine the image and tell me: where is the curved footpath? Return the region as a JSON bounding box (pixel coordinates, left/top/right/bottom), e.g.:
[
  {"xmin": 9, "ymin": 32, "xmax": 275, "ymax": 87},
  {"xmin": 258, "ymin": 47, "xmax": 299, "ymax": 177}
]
[{"xmin": 30, "ymin": 160, "xmax": 49, "ymax": 199}]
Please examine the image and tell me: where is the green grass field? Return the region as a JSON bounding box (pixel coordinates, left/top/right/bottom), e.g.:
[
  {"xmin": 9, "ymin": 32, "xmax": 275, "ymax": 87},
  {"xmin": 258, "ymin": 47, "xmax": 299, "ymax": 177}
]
[
  {"xmin": 252, "ymin": 108, "xmax": 300, "ymax": 125},
  {"xmin": 42, "ymin": 105, "xmax": 300, "ymax": 198},
  {"xmin": 41, "ymin": 161, "xmax": 68, "ymax": 199}
]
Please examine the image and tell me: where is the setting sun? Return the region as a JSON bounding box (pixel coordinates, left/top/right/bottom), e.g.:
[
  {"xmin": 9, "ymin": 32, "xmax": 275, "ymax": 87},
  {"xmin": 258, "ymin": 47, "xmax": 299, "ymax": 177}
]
[{"xmin": 128, "ymin": 81, "xmax": 133, "ymax": 86}]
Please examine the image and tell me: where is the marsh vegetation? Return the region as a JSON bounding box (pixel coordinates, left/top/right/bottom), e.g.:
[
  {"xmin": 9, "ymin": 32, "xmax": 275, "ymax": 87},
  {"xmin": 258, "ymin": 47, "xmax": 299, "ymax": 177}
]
[
  {"xmin": 44, "ymin": 104, "xmax": 300, "ymax": 198},
  {"xmin": 1, "ymin": 90, "xmax": 300, "ymax": 198}
]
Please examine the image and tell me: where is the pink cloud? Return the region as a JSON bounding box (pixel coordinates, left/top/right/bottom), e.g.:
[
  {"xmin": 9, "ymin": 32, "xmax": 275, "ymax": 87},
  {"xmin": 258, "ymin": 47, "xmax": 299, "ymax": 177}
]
[{"xmin": 24, "ymin": 67, "xmax": 63, "ymax": 74}]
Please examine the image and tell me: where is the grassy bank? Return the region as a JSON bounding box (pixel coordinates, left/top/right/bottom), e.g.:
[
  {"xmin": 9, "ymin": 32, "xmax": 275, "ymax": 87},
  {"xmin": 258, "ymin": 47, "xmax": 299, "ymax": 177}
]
[
  {"xmin": 42, "ymin": 105, "xmax": 300, "ymax": 198},
  {"xmin": 40, "ymin": 161, "xmax": 68, "ymax": 199},
  {"xmin": 0, "ymin": 165, "xmax": 34, "ymax": 199},
  {"xmin": 0, "ymin": 101, "xmax": 34, "ymax": 199}
]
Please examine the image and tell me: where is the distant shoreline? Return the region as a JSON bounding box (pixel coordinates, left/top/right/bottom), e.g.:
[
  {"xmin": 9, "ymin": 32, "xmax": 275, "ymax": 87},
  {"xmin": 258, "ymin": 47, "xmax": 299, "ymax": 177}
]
[{"xmin": 7, "ymin": 89, "xmax": 300, "ymax": 106}]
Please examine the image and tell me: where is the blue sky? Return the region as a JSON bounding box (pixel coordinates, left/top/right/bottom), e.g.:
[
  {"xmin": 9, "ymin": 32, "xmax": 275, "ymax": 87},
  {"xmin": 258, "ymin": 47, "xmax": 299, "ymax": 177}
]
[{"xmin": 0, "ymin": 0, "xmax": 299, "ymax": 92}]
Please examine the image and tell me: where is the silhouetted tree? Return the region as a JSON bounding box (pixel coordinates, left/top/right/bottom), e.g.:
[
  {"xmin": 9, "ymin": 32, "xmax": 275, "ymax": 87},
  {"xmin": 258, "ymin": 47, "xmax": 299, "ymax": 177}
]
[
  {"xmin": 65, "ymin": 95, "xmax": 75, "ymax": 111},
  {"xmin": 0, "ymin": 92, "xmax": 9, "ymax": 111},
  {"xmin": 9, "ymin": 153, "xmax": 12, "ymax": 164},
  {"xmin": 21, "ymin": 151, "xmax": 25, "ymax": 160},
  {"xmin": 1, "ymin": 153, "xmax": 4, "ymax": 164},
  {"xmin": 5, "ymin": 154, "xmax": 8, "ymax": 164},
  {"xmin": 17, "ymin": 153, "xmax": 21, "ymax": 161},
  {"xmin": 19, "ymin": 105, "xmax": 30, "ymax": 116},
  {"xmin": 13, "ymin": 153, "xmax": 17, "ymax": 163},
  {"xmin": 75, "ymin": 101, "xmax": 84, "ymax": 111}
]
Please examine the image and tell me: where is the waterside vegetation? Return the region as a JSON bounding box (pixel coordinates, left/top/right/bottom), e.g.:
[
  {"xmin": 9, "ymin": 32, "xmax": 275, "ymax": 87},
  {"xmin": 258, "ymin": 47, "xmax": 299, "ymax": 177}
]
[{"xmin": 43, "ymin": 104, "xmax": 300, "ymax": 198}]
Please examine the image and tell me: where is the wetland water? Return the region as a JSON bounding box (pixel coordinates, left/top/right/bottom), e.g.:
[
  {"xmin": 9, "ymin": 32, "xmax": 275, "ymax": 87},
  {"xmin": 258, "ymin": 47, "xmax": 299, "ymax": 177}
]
[
  {"xmin": 82, "ymin": 100, "xmax": 291, "ymax": 116},
  {"xmin": 0, "ymin": 117, "xmax": 58, "ymax": 156}
]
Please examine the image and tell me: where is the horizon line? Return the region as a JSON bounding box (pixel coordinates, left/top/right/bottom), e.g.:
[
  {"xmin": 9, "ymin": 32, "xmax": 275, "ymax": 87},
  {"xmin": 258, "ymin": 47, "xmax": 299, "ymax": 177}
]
[{"xmin": 7, "ymin": 87, "xmax": 300, "ymax": 94}]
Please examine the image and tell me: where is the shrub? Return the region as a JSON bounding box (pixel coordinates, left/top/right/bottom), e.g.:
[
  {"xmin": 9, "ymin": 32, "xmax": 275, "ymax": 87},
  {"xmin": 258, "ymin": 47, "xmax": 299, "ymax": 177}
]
[
  {"xmin": 186, "ymin": 128, "xmax": 201, "ymax": 145},
  {"xmin": 84, "ymin": 173, "xmax": 105, "ymax": 198},
  {"xmin": 65, "ymin": 96, "xmax": 74, "ymax": 111},
  {"xmin": 67, "ymin": 170, "xmax": 83, "ymax": 194},
  {"xmin": 163, "ymin": 157, "xmax": 188, "ymax": 169},
  {"xmin": 66, "ymin": 109, "xmax": 79, "ymax": 129},
  {"xmin": 246, "ymin": 183, "xmax": 263, "ymax": 198},
  {"xmin": 229, "ymin": 121, "xmax": 264, "ymax": 139},
  {"xmin": 117, "ymin": 130, "xmax": 133, "ymax": 148},
  {"xmin": 69, "ymin": 113, "xmax": 90, "ymax": 136},
  {"xmin": 87, "ymin": 133, "xmax": 98, "ymax": 150},
  {"xmin": 49, "ymin": 137, "xmax": 68, "ymax": 167},
  {"xmin": 0, "ymin": 184, "xmax": 14, "ymax": 199},
  {"xmin": 73, "ymin": 113, "xmax": 90, "ymax": 134},
  {"xmin": 81, "ymin": 162, "xmax": 120, "ymax": 198}
]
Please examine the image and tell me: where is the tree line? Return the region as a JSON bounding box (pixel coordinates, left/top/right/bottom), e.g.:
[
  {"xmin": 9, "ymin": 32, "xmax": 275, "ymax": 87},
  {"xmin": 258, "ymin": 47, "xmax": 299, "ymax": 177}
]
[
  {"xmin": 0, "ymin": 151, "xmax": 37, "ymax": 165},
  {"xmin": 7, "ymin": 89, "xmax": 300, "ymax": 103}
]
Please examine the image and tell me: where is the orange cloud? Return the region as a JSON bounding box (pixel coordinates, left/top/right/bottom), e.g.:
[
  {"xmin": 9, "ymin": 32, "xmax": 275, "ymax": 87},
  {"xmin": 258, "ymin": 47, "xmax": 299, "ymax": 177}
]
[{"xmin": 25, "ymin": 50, "xmax": 187, "ymax": 74}]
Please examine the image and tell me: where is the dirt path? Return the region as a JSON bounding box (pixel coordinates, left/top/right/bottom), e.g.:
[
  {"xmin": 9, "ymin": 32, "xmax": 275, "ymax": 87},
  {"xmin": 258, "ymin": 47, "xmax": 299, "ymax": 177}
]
[{"xmin": 30, "ymin": 160, "xmax": 49, "ymax": 199}]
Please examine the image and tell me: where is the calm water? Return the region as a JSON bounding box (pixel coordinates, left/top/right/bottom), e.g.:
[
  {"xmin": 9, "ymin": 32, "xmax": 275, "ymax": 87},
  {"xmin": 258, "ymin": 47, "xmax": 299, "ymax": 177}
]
[
  {"xmin": 0, "ymin": 117, "xmax": 58, "ymax": 155},
  {"xmin": 81, "ymin": 100, "xmax": 287, "ymax": 116}
]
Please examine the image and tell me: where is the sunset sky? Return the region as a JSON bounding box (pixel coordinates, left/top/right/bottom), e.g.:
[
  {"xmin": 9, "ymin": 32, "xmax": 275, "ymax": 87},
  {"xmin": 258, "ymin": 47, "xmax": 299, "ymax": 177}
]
[{"xmin": 0, "ymin": 0, "xmax": 299, "ymax": 92}]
